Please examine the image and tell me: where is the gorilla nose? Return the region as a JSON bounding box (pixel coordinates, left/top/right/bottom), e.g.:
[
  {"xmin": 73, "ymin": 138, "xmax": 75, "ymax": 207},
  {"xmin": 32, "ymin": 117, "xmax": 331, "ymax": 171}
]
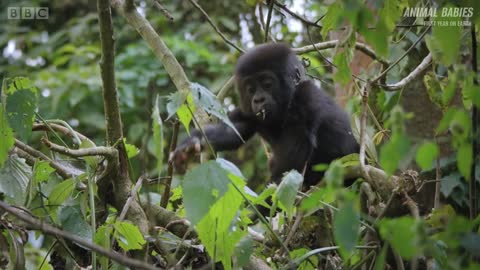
[{"xmin": 253, "ymin": 96, "xmax": 265, "ymax": 104}]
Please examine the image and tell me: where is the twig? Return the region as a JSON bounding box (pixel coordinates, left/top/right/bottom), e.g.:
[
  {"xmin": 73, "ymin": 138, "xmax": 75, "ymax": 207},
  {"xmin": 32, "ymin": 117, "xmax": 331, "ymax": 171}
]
[
  {"xmin": 293, "ymin": 40, "xmax": 389, "ymax": 66},
  {"xmin": 14, "ymin": 139, "xmax": 72, "ymax": 179},
  {"xmin": 111, "ymin": 0, "xmax": 192, "ymax": 95},
  {"xmin": 264, "ymin": 0, "xmax": 275, "ymax": 42},
  {"xmin": 119, "ymin": 175, "xmax": 145, "ymax": 221},
  {"xmin": 434, "ymin": 136, "xmax": 441, "ymax": 209},
  {"xmin": 382, "ymin": 53, "xmax": 432, "ymax": 91},
  {"xmin": 359, "ymin": 81, "xmax": 372, "ymax": 181},
  {"xmin": 372, "ymin": 26, "xmax": 431, "ymax": 84},
  {"xmin": 32, "ymin": 123, "xmax": 93, "ymax": 146},
  {"xmin": 283, "ymin": 211, "xmax": 304, "ymax": 248},
  {"xmin": 272, "ymin": 0, "xmax": 321, "ymax": 28},
  {"xmin": 216, "ymin": 75, "xmax": 235, "ymax": 100},
  {"xmin": 160, "ymin": 121, "xmax": 180, "ymax": 208},
  {"xmin": 0, "ymin": 201, "xmax": 160, "ymax": 270},
  {"xmin": 152, "ymin": 0, "xmax": 173, "ymax": 21},
  {"xmin": 41, "ymin": 137, "xmax": 117, "ymax": 158},
  {"xmin": 187, "ymin": 0, "xmax": 244, "ymax": 53}
]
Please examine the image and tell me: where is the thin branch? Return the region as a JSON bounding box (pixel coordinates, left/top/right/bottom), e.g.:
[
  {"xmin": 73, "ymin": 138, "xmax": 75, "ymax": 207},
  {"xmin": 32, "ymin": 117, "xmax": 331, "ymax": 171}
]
[
  {"xmin": 272, "ymin": 0, "xmax": 321, "ymax": 28},
  {"xmin": 216, "ymin": 75, "xmax": 235, "ymax": 100},
  {"xmin": 118, "ymin": 175, "xmax": 145, "ymax": 221},
  {"xmin": 359, "ymin": 81, "xmax": 372, "ymax": 181},
  {"xmin": 41, "ymin": 137, "xmax": 117, "ymax": 158},
  {"xmin": 111, "ymin": 0, "xmax": 191, "ymax": 95},
  {"xmin": 32, "ymin": 123, "xmax": 93, "ymax": 146},
  {"xmin": 264, "ymin": 0, "xmax": 275, "ymax": 42},
  {"xmin": 160, "ymin": 121, "xmax": 180, "ymax": 208},
  {"xmin": 382, "ymin": 53, "xmax": 432, "ymax": 91},
  {"xmin": 293, "ymin": 40, "xmax": 389, "ymax": 66},
  {"xmin": 14, "ymin": 139, "xmax": 72, "ymax": 179},
  {"xmin": 187, "ymin": 0, "xmax": 244, "ymax": 53},
  {"xmin": 152, "ymin": 0, "xmax": 173, "ymax": 21},
  {"xmin": 372, "ymin": 26, "xmax": 431, "ymax": 84}
]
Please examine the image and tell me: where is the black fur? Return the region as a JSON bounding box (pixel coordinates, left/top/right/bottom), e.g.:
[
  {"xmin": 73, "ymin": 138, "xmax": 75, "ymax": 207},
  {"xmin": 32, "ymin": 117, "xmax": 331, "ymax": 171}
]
[{"xmin": 173, "ymin": 43, "xmax": 359, "ymax": 188}]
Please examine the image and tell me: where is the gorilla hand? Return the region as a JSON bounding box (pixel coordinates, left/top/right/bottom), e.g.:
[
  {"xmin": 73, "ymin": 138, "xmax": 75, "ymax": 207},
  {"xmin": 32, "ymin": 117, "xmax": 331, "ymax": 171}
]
[{"xmin": 170, "ymin": 135, "xmax": 202, "ymax": 174}]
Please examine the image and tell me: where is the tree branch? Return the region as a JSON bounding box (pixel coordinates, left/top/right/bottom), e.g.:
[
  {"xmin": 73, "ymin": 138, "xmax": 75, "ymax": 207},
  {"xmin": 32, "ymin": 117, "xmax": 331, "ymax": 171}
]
[
  {"xmin": 383, "ymin": 53, "xmax": 432, "ymax": 91},
  {"xmin": 111, "ymin": 0, "xmax": 191, "ymax": 95},
  {"xmin": 187, "ymin": 0, "xmax": 244, "ymax": 53},
  {"xmin": 293, "ymin": 40, "xmax": 389, "ymax": 66},
  {"xmin": 0, "ymin": 201, "xmax": 159, "ymax": 270},
  {"xmin": 41, "ymin": 137, "xmax": 117, "ymax": 158}
]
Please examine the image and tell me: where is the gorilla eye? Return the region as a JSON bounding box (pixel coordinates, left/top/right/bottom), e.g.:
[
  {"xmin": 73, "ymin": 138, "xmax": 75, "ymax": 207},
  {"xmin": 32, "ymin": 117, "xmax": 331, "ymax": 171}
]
[{"xmin": 262, "ymin": 79, "xmax": 273, "ymax": 89}]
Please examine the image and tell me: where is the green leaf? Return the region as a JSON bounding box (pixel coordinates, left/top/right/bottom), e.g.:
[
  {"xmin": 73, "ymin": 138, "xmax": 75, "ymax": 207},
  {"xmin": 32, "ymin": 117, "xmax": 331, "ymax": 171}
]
[
  {"xmin": 177, "ymin": 93, "xmax": 195, "ymax": 134},
  {"xmin": 79, "ymin": 140, "xmax": 100, "ymax": 168},
  {"xmin": 152, "ymin": 96, "xmax": 164, "ymax": 175},
  {"xmin": 183, "ymin": 161, "xmax": 230, "ymax": 224},
  {"xmin": 113, "ymin": 221, "xmax": 146, "ymax": 251},
  {"xmin": 379, "ymin": 217, "xmax": 420, "ymax": 259},
  {"xmin": 321, "ymin": 2, "xmax": 343, "ymax": 37},
  {"xmin": 379, "ymin": 0, "xmax": 406, "ymax": 32},
  {"xmin": 415, "ymin": 141, "xmax": 439, "ymax": 170},
  {"xmin": 457, "ymin": 143, "xmax": 472, "ymax": 180},
  {"xmin": 124, "ymin": 140, "xmax": 140, "ymax": 159},
  {"xmin": 379, "ymin": 132, "xmax": 410, "ymax": 175},
  {"xmin": 166, "ymin": 91, "xmax": 187, "ymax": 119},
  {"xmin": 196, "ymin": 175, "xmax": 245, "ymax": 270},
  {"xmin": 333, "ymin": 52, "xmax": 351, "ymax": 86},
  {"xmin": 430, "ymin": 9, "xmax": 462, "ymax": 65},
  {"xmin": 300, "ymin": 186, "xmax": 336, "ymax": 213},
  {"xmin": 440, "ymin": 172, "xmax": 462, "ymax": 197},
  {"xmin": 0, "ymin": 106, "xmax": 14, "ymax": 167},
  {"xmin": 290, "ymin": 248, "xmax": 318, "ymax": 270},
  {"xmin": 5, "ymin": 77, "xmax": 38, "ymax": 141},
  {"xmin": 274, "ymin": 170, "xmax": 303, "ymax": 217},
  {"xmin": 324, "ymin": 160, "xmax": 345, "ymax": 187},
  {"xmin": 234, "ymin": 237, "xmax": 254, "ymax": 268},
  {"xmin": 33, "ymin": 160, "xmax": 55, "ymax": 183},
  {"xmin": 0, "ymin": 156, "xmax": 31, "ymax": 205},
  {"xmin": 190, "ymin": 82, "xmax": 243, "ymax": 140},
  {"xmin": 59, "ymin": 206, "xmax": 92, "ymax": 241},
  {"xmin": 333, "ymin": 196, "xmax": 360, "ymax": 258},
  {"xmin": 48, "ymin": 179, "xmax": 75, "ymax": 206},
  {"xmin": 374, "ymin": 244, "xmax": 388, "ymax": 270}
]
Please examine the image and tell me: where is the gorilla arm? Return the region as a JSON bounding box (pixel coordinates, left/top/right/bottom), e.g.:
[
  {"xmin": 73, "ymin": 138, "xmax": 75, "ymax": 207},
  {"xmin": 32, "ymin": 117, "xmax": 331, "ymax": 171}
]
[{"xmin": 170, "ymin": 109, "xmax": 257, "ymax": 173}]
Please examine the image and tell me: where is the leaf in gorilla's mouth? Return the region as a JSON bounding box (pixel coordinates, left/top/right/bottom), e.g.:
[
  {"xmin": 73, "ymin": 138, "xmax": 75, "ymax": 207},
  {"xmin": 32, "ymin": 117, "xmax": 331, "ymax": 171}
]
[{"xmin": 256, "ymin": 108, "xmax": 267, "ymax": 120}]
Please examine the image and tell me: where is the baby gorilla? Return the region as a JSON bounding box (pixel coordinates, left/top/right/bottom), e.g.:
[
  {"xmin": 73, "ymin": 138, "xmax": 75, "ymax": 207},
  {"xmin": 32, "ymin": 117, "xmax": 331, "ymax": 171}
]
[{"xmin": 171, "ymin": 43, "xmax": 359, "ymax": 188}]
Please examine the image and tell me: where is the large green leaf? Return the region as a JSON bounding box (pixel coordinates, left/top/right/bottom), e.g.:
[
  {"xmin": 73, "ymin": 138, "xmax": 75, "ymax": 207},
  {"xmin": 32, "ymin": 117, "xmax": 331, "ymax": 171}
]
[
  {"xmin": 274, "ymin": 170, "xmax": 303, "ymax": 217},
  {"xmin": 380, "ymin": 132, "xmax": 410, "ymax": 175},
  {"xmin": 0, "ymin": 106, "xmax": 14, "ymax": 167},
  {"xmin": 59, "ymin": 206, "xmax": 92, "ymax": 242},
  {"xmin": 182, "ymin": 161, "xmax": 230, "ymax": 225},
  {"xmin": 196, "ymin": 169, "xmax": 246, "ymax": 270},
  {"xmin": 113, "ymin": 221, "xmax": 146, "ymax": 251},
  {"xmin": 415, "ymin": 141, "xmax": 439, "ymax": 171},
  {"xmin": 333, "ymin": 194, "xmax": 360, "ymax": 259},
  {"xmin": 48, "ymin": 179, "xmax": 75, "ymax": 206},
  {"xmin": 0, "ymin": 156, "xmax": 31, "ymax": 205},
  {"xmin": 5, "ymin": 77, "xmax": 38, "ymax": 142},
  {"xmin": 379, "ymin": 217, "xmax": 421, "ymax": 259}
]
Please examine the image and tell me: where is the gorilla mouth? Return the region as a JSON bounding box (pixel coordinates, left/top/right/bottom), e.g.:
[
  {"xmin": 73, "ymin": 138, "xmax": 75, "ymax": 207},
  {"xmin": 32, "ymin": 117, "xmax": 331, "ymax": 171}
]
[{"xmin": 256, "ymin": 108, "xmax": 268, "ymax": 120}]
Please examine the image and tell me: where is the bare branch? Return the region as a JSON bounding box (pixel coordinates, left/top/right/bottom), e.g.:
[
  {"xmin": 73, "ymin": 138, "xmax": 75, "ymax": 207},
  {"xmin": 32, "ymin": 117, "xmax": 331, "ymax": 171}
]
[
  {"xmin": 152, "ymin": 0, "xmax": 173, "ymax": 21},
  {"xmin": 0, "ymin": 201, "xmax": 160, "ymax": 270},
  {"xmin": 383, "ymin": 53, "xmax": 432, "ymax": 91},
  {"xmin": 372, "ymin": 26, "xmax": 431, "ymax": 84},
  {"xmin": 216, "ymin": 75, "xmax": 235, "ymax": 100},
  {"xmin": 14, "ymin": 139, "xmax": 73, "ymax": 179},
  {"xmin": 272, "ymin": 0, "xmax": 321, "ymax": 28},
  {"xmin": 293, "ymin": 40, "xmax": 389, "ymax": 66},
  {"xmin": 41, "ymin": 137, "xmax": 117, "ymax": 158},
  {"xmin": 160, "ymin": 121, "xmax": 180, "ymax": 208},
  {"xmin": 187, "ymin": 0, "xmax": 244, "ymax": 53},
  {"xmin": 111, "ymin": 0, "xmax": 192, "ymax": 95}
]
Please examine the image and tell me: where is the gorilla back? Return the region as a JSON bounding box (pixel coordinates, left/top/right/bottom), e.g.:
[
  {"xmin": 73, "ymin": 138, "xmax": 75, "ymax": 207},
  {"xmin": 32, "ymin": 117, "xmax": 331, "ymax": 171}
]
[{"xmin": 172, "ymin": 43, "xmax": 359, "ymax": 188}]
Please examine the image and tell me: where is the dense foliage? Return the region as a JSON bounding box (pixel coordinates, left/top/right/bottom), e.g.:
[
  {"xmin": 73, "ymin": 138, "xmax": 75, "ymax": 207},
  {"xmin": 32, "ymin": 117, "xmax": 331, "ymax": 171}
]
[{"xmin": 0, "ymin": 0, "xmax": 479, "ymax": 269}]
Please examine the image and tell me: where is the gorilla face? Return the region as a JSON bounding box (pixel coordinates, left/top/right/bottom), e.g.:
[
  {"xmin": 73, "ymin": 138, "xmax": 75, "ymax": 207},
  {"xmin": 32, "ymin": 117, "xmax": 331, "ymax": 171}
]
[{"xmin": 238, "ymin": 70, "xmax": 281, "ymax": 122}]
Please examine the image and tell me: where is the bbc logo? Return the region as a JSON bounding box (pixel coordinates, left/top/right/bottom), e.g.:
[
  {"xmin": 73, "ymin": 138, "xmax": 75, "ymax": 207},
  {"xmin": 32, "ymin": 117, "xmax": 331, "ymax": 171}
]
[{"xmin": 7, "ymin": 7, "xmax": 49, "ymax": 19}]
